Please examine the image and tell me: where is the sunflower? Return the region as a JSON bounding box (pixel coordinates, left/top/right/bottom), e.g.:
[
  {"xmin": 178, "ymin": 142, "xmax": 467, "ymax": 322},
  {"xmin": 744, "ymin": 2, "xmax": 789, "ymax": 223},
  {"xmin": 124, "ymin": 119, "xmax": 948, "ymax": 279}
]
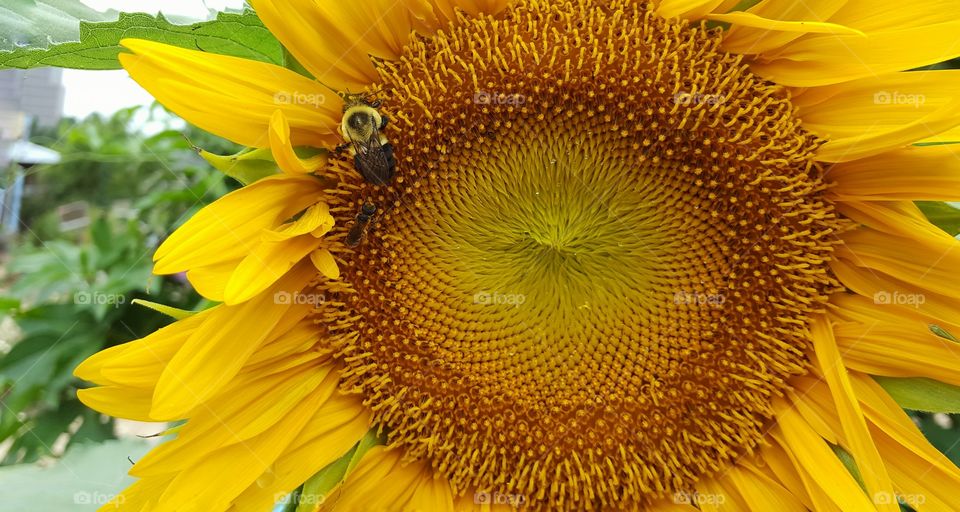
[{"xmin": 75, "ymin": 0, "xmax": 960, "ymax": 510}]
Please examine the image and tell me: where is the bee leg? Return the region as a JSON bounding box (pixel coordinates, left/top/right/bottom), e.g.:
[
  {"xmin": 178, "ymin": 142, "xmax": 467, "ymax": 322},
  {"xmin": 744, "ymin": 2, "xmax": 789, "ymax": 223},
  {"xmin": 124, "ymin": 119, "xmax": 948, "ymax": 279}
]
[
  {"xmin": 379, "ymin": 114, "xmax": 389, "ymax": 130},
  {"xmin": 335, "ymin": 143, "xmax": 350, "ymax": 154}
]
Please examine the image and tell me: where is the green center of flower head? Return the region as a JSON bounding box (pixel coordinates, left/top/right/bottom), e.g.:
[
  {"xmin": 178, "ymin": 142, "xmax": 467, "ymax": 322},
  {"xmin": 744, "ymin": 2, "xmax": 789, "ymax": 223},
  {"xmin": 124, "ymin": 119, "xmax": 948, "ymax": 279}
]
[{"xmin": 313, "ymin": 0, "xmax": 843, "ymax": 507}]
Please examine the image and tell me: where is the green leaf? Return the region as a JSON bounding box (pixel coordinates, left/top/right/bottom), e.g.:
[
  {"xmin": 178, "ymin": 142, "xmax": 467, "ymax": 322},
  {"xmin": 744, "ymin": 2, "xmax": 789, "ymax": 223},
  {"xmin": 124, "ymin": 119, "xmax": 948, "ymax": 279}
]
[
  {"xmin": 917, "ymin": 201, "xmax": 960, "ymax": 236},
  {"xmin": 282, "ymin": 46, "xmax": 314, "ymax": 79},
  {"xmin": 0, "ymin": 10, "xmax": 283, "ymax": 70},
  {"xmin": 0, "ymin": 297, "xmax": 20, "ymax": 311},
  {"xmin": 0, "ymin": 0, "xmax": 114, "ymax": 52},
  {"xmin": 875, "ymin": 376, "xmax": 960, "ymax": 413}
]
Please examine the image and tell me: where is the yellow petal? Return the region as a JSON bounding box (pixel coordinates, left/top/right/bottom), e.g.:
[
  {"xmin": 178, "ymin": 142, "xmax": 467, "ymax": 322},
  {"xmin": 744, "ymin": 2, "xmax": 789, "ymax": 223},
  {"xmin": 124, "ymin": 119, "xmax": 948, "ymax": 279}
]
[
  {"xmin": 827, "ymin": 145, "xmax": 960, "ymax": 201},
  {"xmin": 133, "ymin": 364, "xmax": 337, "ymax": 477},
  {"xmin": 185, "ymin": 261, "xmax": 238, "ymax": 302},
  {"xmin": 757, "ymin": 441, "xmax": 826, "ymax": 511},
  {"xmin": 749, "ymin": 20, "xmax": 960, "ymax": 87},
  {"xmin": 408, "ymin": 472, "xmax": 455, "ymax": 512},
  {"xmin": 837, "ymin": 226, "xmax": 960, "ymax": 299},
  {"xmin": 154, "ymin": 174, "xmax": 324, "ymax": 274},
  {"xmin": 708, "ymin": 12, "xmax": 864, "ymax": 37},
  {"xmin": 830, "ymin": 258, "xmax": 960, "ymax": 334},
  {"xmin": 722, "ymin": 465, "xmax": 806, "ymax": 512},
  {"xmin": 269, "ymin": 110, "xmax": 330, "ymax": 174},
  {"xmin": 231, "ymin": 392, "xmax": 372, "ymax": 511},
  {"xmin": 657, "ymin": 0, "xmax": 726, "ymax": 19},
  {"xmin": 224, "ymin": 236, "xmax": 325, "ymax": 305},
  {"xmin": 154, "ymin": 380, "xmax": 329, "ymax": 512},
  {"xmin": 262, "ymin": 202, "xmax": 335, "ymax": 242},
  {"xmin": 77, "ymin": 386, "xmax": 157, "ymax": 422},
  {"xmin": 811, "ymin": 316, "xmax": 898, "ymax": 512},
  {"xmin": 324, "ymin": 446, "xmax": 451, "ymax": 511},
  {"xmin": 774, "ymin": 400, "xmax": 876, "ymax": 510},
  {"xmin": 832, "ymin": 311, "xmax": 960, "ymax": 387},
  {"xmin": 119, "ymin": 39, "xmax": 340, "ymax": 147},
  {"xmin": 245, "ymin": 315, "xmax": 319, "ymax": 369},
  {"xmin": 252, "ymin": 0, "xmax": 509, "ymax": 92},
  {"xmin": 852, "ymin": 372, "xmax": 960, "ymax": 510},
  {"xmin": 719, "ymin": 0, "xmax": 848, "ymax": 55},
  {"xmin": 794, "ymin": 71, "xmax": 960, "ymax": 161},
  {"xmin": 695, "ymin": 478, "xmax": 743, "ymax": 512},
  {"xmin": 835, "ymin": 200, "xmax": 946, "ymax": 242},
  {"xmin": 249, "ymin": 0, "xmax": 410, "ymax": 91},
  {"xmin": 151, "ymin": 263, "xmax": 314, "ymax": 418},
  {"xmin": 74, "ymin": 310, "xmax": 207, "ymax": 386},
  {"xmin": 310, "ymin": 248, "xmax": 341, "ymax": 280}
]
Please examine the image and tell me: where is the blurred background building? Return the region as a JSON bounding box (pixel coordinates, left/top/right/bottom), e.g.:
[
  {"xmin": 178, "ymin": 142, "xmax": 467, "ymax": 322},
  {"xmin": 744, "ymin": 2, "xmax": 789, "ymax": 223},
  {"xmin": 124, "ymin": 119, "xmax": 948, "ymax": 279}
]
[{"xmin": 1, "ymin": 69, "xmax": 65, "ymax": 236}]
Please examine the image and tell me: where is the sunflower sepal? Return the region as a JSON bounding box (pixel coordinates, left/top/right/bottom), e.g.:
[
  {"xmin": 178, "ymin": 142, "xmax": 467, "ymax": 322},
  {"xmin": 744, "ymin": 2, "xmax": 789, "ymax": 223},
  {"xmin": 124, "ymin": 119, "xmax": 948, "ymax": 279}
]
[
  {"xmin": 197, "ymin": 145, "xmax": 278, "ymax": 185},
  {"xmin": 289, "ymin": 429, "xmax": 383, "ymax": 512},
  {"xmin": 131, "ymin": 298, "xmax": 198, "ymax": 320},
  {"xmin": 930, "ymin": 324, "xmax": 960, "ymax": 342},
  {"xmin": 875, "ymin": 376, "xmax": 960, "ymax": 413},
  {"xmin": 830, "ymin": 444, "xmax": 866, "ymax": 489}
]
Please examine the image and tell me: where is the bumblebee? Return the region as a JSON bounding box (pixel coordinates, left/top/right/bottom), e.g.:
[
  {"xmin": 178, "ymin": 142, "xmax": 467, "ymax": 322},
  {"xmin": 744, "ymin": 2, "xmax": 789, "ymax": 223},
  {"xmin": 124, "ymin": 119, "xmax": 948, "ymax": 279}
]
[{"xmin": 336, "ymin": 95, "xmax": 396, "ymax": 186}]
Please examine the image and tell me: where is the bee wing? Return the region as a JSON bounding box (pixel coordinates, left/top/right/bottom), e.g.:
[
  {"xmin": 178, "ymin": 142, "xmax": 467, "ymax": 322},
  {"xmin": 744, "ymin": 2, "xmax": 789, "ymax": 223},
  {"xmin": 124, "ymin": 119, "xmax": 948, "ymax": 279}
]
[{"xmin": 351, "ymin": 126, "xmax": 394, "ymax": 185}]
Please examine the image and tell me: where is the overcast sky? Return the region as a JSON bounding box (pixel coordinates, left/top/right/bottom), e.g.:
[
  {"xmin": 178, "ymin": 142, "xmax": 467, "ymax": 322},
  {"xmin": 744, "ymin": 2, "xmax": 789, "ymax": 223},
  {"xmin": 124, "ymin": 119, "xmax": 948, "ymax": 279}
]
[{"xmin": 62, "ymin": 0, "xmax": 245, "ymax": 119}]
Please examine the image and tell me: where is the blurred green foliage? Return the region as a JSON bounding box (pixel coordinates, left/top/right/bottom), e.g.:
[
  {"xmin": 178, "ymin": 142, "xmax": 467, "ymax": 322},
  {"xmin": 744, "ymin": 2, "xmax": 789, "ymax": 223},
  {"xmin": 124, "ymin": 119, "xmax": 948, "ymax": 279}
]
[{"xmin": 0, "ymin": 106, "xmax": 239, "ymax": 465}]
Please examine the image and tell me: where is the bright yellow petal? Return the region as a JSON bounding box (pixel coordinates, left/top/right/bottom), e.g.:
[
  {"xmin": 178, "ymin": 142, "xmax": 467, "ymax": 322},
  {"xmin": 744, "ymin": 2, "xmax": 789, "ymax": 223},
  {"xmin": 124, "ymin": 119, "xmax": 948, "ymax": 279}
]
[
  {"xmin": 269, "ymin": 110, "xmax": 330, "ymax": 174},
  {"xmin": 749, "ymin": 20, "xmax": 960, "ymax": 87},
  {"xmin": 224, "ymin": 236, "xmax": 325, "ymax": 305},
  {"xmin": 310, "ymin": 248, "xmax": 341, "ymax": 280},
  {"xmin": 74, "ymin": 310, "xmax": 207, "ymax": 386},
  {"xmin": 757, "ymin": 441, "xmax": 825, "ymax": 511},
  {"xmin": 723, "ymin": 465, "xmax": 806, "ymax": 512},
  {"xmin": 77, "ymin": 386, "xmax": 157, "ymax": 422},
  {"xmin": 708, "ymin": 12, "xmax": 864, "ymax": 37},
  {"xmin": 251, "ymin": 0, "xmax": 509, "ymax": 92},
  {"xmin": 852, "ymin": 372, "xmax": 960, "ymax": 510},
  {"xmin": 244, "ymin": 315, "xmax": 320, "ymax": 369},
  {"xmin": 262, "ymin": 202, "xmax": 335, "ymax": 242},
  {"xmin": 831, "ymin": 304, "xmax": 960, "ymax": 386},
  {"xmin": 774, "ymin": 400, "xmax": 876, "ymax": 510},
  {"xmin": 119, "ymin": 39, "xmax": 340, "ymax": 148},
  {"xmin": 830, "ymin": 258, "xmax": 960, "ymax": 334},
  {"xmin": 231, "ymin": 392, "xmax": 372, "ymax": 511},
  {"xmin": 827, "ymin": 145, "xmax": 960, "ymax": 201},
  {"xmin": 185, "ymin": 261, "xmax": 238, "ymax": 302},
  {"xmin": 811, "ymin": 316, "xmax": 898, "ymax": 512},
  {"xmin": 153, "ymin": 379, "xmax": 330, "ymax": 512},
  {"xmin": 153, "ymin": 174, "xmax": 324, "ymax": 274},
  {"xmin": 151, "ymin": 264, "xmax": 314, "ymax": 418},
  {"xmin": 835, "ymin": 200, "xmax": 947, "ymax": 242},
  {"xmin": 795, "ymin": 71, "xmax": 960, "ymax": 161},
  {"xmin": 133, "ymin": 363, "xmax": 337, "ymax": 478},
  {"xmin": 324, "ymin": 446, "xmax": 452, "ymax": 511},
  {"xmin": 718, "ymin": 0, "xmax": 848, "ymax": 55},
  {"xmin": 836, "ymin": 226, "xmax": 960, "ymax": 299},
  {"xmin": 657, "ymin": 0, "xmax": 726, "ymax": 19}
]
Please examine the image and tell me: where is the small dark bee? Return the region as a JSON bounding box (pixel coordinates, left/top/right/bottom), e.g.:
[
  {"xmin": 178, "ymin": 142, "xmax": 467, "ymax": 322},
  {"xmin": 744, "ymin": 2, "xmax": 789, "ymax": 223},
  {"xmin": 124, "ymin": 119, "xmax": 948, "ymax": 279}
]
[
  {"xmin": 345, "ymin": 202, "xmax": 377, "ymax": 247},
  {"xmin": 336, "ymin": 95, "xmax": 396, "ymax": 185}
]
